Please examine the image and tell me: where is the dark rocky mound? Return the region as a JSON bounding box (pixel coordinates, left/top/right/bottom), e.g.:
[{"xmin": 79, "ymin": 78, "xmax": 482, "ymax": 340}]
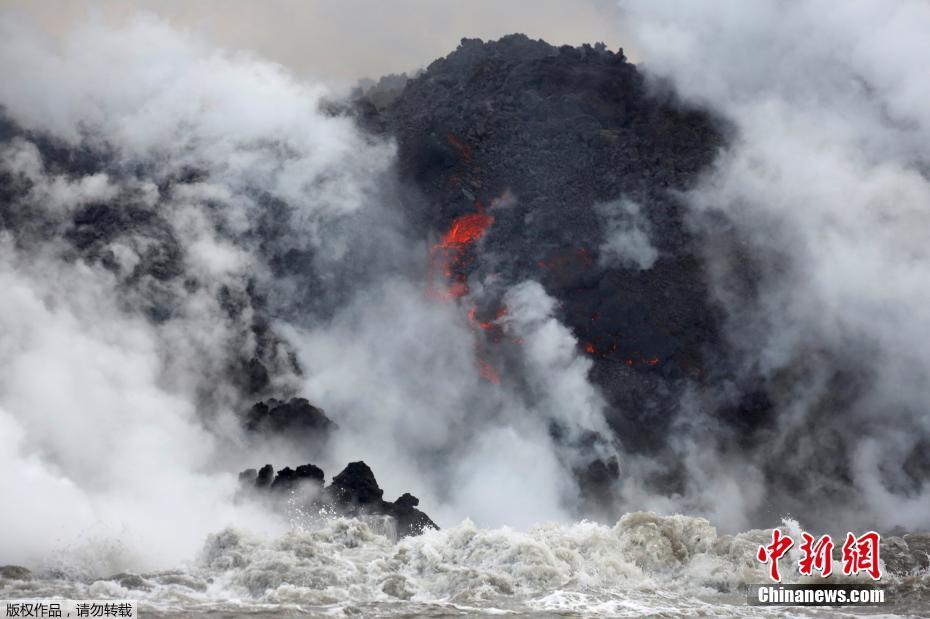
[
  {"xmin": 0, "ymin": 114, "xmax": 303, "ymax": 408},
  {"xmin": 239, "ymin": 461, "xmax": 438, "ymax": 538},
  {"xmin": 245, "ymin": 397, "xmax": 336, "ymax": 449},
  {"xmin": 881, "ymin": 533, "xmax": 930, "ymax": 575},
  {"xmin": 358, "ymin": 34, "xmax": 930, "ymax": 526},
  {"xmin": 362, "ymin": 34, "xmax": 729, "ymax": 464}
]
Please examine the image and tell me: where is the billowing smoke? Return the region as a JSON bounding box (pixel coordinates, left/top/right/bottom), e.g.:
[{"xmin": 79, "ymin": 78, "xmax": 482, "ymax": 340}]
[
  {"xmin": 620, "ymin": 0, "xmax": 930, "ymax": 532},
  {"xmin": 0, "ymin": 12, "xmax": 400, "ymax": 569},
  {"xmin": 0, "ymin": 12, "xmax": 617, "ymax": 570},
  {"xmin": 7, "ymin": 0, "xmax": 925, "ymax": 578}
]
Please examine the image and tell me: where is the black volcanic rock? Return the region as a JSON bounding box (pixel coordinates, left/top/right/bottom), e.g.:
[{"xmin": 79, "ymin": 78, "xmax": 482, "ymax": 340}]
[
  {"xmin": 365, "ymin": 34, "xmax": 728, "ymax": 456},
  {"xmin": 240, "ymin": 461, "xmax": 438, "ymax": 538},
  {"xmin": 255, "ymin": 464, "xmax": 274, "ymax": 488},
  {"xmin": 270, "ymin": 464, "xmax": 325, "ymax": 492},
  {"xmin": 329, "ymin": 461, "xmax": 384, "ymax": 505},
  {"xmin": 245, "ymin": 398, "xmax": 336, "ymax": 450}
]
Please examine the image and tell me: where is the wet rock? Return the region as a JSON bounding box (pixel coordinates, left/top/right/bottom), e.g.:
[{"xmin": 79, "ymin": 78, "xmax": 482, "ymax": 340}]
[
  {"xmin": 255, "ymin": 464, "xmax": 274, "ymax": 488},
  {"xmin": 106, "ymin": 573, "xmax": 152, "ymax": 591},
  {"xmin": 270, "ymin": 463, "xmax": 325, "ymax": 492},
  {"xmin": 245, "ymin": 398, "xmax": 335, "ymax": 451},
  {"xmin": 387, "ymin": 492, "xmax": 438, "ymax": 538},
  {"xmin": 0, "ymin": 565, "xmax": 31, "ymax": 581},
  {"xmin": 239, "ymin": 460, "xmax": 438, "ymax": 538},
  {"xmin": 903, "ymin": 533, "xmax": 930, "ymax": 570},
  {"xmin": 148, "ymin": 572, "xmax": 209, "ymax": 592},
  {"xmin": 325, "ymin": 461, "xmax": 438, "ymax": 537},
  {"xmin": 881, "ymin": 536, "xmax": 917, "ymax": 574},
  {"xmin": 381, "ymin": 574, "xmax": 414, "ymax": 599},
  {"xmin": 329, "ymin": 461, "xmax": 384, "ymax": 505}
]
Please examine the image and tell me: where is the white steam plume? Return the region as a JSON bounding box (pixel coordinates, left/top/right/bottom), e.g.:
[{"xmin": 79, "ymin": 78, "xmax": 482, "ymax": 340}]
[
  {"xmin": 621, "ymin": 0, "xmax": 930, "ymax": 531},
  {"xmin": 0, "ymin": 13, "xmax": 398, "ymax": 570},
  {"xmin": 0, "ymin": 11, "xmax": 621, "ymax": 572}
]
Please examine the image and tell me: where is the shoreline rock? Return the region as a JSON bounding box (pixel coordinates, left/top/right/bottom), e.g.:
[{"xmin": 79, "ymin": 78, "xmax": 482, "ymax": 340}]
[{"xmin": 239, "ymin": 460, "xmax": 438, "ymax": 538}]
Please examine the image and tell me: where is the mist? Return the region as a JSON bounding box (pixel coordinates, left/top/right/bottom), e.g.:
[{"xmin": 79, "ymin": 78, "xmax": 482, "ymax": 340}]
[
  {"xmin": 2, "ymin": 0, "xmax": 929, "ymax": 582},
  {"xmin": 620, "ymin": 0, "xmax": 930, "ymax": 532},
  {"xmin": 0, "ymin": 12, "xmax": 619, "ymax": 571}
]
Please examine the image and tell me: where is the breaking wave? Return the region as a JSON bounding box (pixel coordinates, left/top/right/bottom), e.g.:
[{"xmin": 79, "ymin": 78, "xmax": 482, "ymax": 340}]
[{"xmin": 2, "ymin": 513, "xmax": 927, "ymax": 617}]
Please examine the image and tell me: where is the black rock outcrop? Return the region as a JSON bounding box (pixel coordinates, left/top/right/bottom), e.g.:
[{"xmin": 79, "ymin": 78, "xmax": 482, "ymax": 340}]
[
  {"xmin": 239, "ymin": 461, "xmax": 438, "ymax": 538},
  {"xmin": 245, "ymin": 398, "xmax": 336, "ymax": 451},
  {"xmin": 363, "ymin": 34, "xmax": 727, "ymax": 458}
]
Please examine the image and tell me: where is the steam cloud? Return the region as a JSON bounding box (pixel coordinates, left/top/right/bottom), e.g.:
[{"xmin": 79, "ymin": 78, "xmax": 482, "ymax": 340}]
[
  {"xmin": 0, "ymin": 13, "xmax": 615, "ymax": 569},
  {"xmin": 597, "ymin": 198, "xmax": 658, "ymax": 270},
  {"xmin": 620, "ymin": 0, "xmax": 930, "ymax": 532},
  {"xmin": 3, "ymin": 0, "xmax": 928, "ymax": 576}
]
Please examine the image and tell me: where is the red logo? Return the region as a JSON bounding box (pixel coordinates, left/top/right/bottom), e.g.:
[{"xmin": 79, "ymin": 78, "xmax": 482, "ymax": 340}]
[
  {"xmin": 798, "ymin": 533, "xmax": 834, "ymax": 577},
  {"xmin": 757, "ymin": 528, "xmax": 794, "ymax": 582},
  {"xmin": 757, "ymin": 529, "xmax": 882, "ymax": 581},
  {"xmin": 842, "ymin": 531, "xmax": 882, "ymax": 580}
]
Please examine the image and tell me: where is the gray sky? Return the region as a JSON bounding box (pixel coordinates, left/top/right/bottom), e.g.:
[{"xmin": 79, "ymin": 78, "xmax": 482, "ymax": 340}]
[{"xmin": 1, "ymin": 0, "xmax": 625, "ymax": 85}]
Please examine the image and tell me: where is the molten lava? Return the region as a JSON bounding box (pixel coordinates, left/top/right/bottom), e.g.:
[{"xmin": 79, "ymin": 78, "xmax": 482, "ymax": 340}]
[
  {"xmin": 425, "ymin": 201, "xmax": 505, "ymax": 384},
  {"xmin": 427, "ymin": 202, "xmax": 494, "ymax": 300},
  {"xmin": 443, "ymin": 212, "xmax": 494, "ymax": 245},
  {"xmin": 468, "ymin": 305, "xmax": 508, "ymax": 331}
]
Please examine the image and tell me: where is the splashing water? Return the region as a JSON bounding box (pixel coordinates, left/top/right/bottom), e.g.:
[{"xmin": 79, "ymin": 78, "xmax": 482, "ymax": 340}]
[{"xmin": 2, "ymin": 513, "xmax": 926, "ymax": 617}]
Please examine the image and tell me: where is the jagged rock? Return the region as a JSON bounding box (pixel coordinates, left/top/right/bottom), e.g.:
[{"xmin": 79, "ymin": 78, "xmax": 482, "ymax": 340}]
[
  {"xmin": 105, "ymin": 573, "xmax": 152, "ymax": 591},
  {"xmin": 387, "ymin": 492, "xmax": 438, "ymax": 538},
  {"xmin": 255, "ymin": 464, "xmax": 274, "ymax": 488},
  {"xmin": 329, "ymin": 461, "xmax": 384, "ymax": 505},
  {"xmin": 246, "ymin": 398, "xmax": 334, "ymax": 435},
  {"xmin": 239, "ymin": 461, "xmax": 438, "ymax": 538},
  {"xmin": 903, "ymin": 534, "xmax": 930, "ymax": 570},
  {"xmin": 244, "ymin": 398, "xmax": 336, "ymax": 455},
  {"xmin": 270, "ymin": 463, "xmax": 325, "ymax": 492},
  {"xmin": 325, "ymin": 462, "xmax": 437, "ymax": 538},
  {"xmin": 0, "ymin": 565, "xmax": 31, "ymax": 581}
]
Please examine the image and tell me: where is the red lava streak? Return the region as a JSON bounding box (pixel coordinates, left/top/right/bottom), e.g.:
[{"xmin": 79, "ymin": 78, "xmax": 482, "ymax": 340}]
[
  {"xmin": 426, "ymin": 202, "xmax": 503, "ymax": 384},
  {"xmin": 427, "ymin": 203, "xmax": 494, "ymax": 300},
  {"xmin": 468, "ymin": 305, "xmax": 508, "ymax": 330},
  {"xmin": 442, "ymin": 211, "xmax": 494, "ymax": 246}
]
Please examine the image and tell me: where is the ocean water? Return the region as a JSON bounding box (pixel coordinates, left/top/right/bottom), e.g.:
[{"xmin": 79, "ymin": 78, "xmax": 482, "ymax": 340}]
[{"xmin": 2, "ymin": 512, "xmax": 927, "ymax": 617}]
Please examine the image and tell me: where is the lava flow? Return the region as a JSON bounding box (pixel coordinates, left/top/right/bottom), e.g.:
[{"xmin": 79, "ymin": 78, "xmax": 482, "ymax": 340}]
[
  {"xmin": 426, "ymin": 201, "xmax": 507, "ymax": 384},
  {"xmin": 427, "ymin": 201, "xmax": 494, "ymax": 300}
]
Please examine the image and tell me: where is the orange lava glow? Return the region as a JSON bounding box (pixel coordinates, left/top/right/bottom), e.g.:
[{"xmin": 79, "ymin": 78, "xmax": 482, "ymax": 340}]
[
  {"xmin": 580, "ymin": 340, "xmax": 661, "ymax": 368},
  {"xmin": 427, "ymin": 202, "xmax": 494, "ymax": 300},
  {"xmin": 468, "ymin": 305, "xmax": 508, "ymax": 330},
  {"xmin": 443, "ymin": 212, "xmax": 493, "ymax": 245},
  {"xmin": 426, "ymin": 202, "xmax": 504, "ymax": 384}
]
